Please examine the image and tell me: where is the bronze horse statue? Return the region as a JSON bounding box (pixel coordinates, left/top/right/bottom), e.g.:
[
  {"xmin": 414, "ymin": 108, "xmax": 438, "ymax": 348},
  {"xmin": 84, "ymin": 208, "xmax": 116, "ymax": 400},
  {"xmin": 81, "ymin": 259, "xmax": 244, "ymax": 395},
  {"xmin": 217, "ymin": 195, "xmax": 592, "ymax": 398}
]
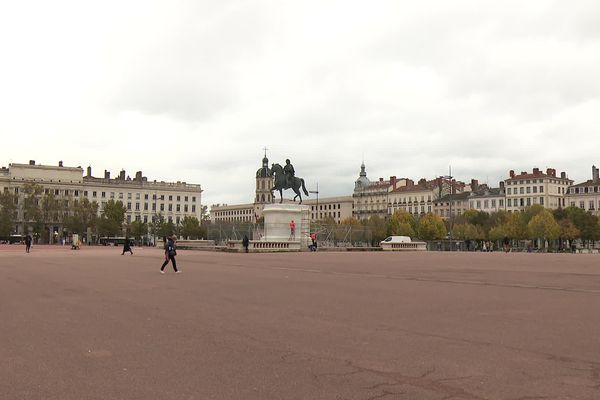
[{"xmin": 271, "ymin": 163, "xmax": 309, "ymax": 204}]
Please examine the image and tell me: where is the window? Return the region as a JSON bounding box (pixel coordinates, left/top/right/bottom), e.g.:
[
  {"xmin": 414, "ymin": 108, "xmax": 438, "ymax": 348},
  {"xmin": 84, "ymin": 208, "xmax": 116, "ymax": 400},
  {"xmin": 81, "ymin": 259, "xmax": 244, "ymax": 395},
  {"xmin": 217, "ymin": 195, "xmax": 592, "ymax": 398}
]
[
  {"xmin": 519, "ymin": 187, "xmax": 524, "ymax": 194},
  {"xmin": 145, "ymin": 194, "xmax": 149, "ymax": 200},
  {"xmin": 185, "ymin": 196, "xmax": 188, "ymax": 202},
  {"xmin": 144, "ymin": 216, "xmax": 148, "ymax": 223},
  {"xmin": 580, "ymin": 201, "xmax": 585, "ymax": 209},
  {"xmin": 526, "ymin": 187, "xmax": 531, "ymax": 194},
  {"xmin": 533, "ymin": 186, "xmax": 537, "ymax": 193},
  {"xmin": 144, "ymin": 203, "xmax": 148, "ymax": 211},
  {"xmin": 160, "ymin": 195, "xmax": 164, "ymax": 201},
  {"xmin": 507, "ymin": 188, "xmax": 512, "ymax": 195},
  {"xmin": 520, "ymin": 198, "xmax": 524, "ymax": 207},
  {"xmin": 160, "ymin": 204, "xmax": 164, "ymax": 211},
  {"xmin": 499, "ymin": 199, "xmax": 504, "ymax": 207},
  {"xmin": 92, "ymin": 191, "xmax": 97, "ymax": 197},
  {"xmin": 83, "ymin": 190, "xmax": 88, "ymax": 196},
  {"xmin": 101, "ymin": 191, "xmax": 106, "ymax": 198},
  {"xmin": 176, "ymin": 216, "xmax": 180, "ymax": 224},
  {"xmin": 526, "ymin": 198, "xmax": 531, "ymax": 206},
  {"xmin": 127, "ymin": 215, "xmax": 131, "ymax": 223},
  {"xmin": 176, "ymin": 204, "xmax": 180, "ymax": 212},
  {"xmin": 136, "ymin": 193, "xmax": 140, "ymax": 200},
  {"xmin": 168, "ymin": 204, "xmax": 172, "ymax": 212},
  {"xmin": 127, "ymin": 202, "xmax": 131, "ymax": 210},
  {"xmin": 119, "ymin": 193, "xmax": 123, "ymax": 199},
  {"xmin": 484, "ymin": 200, "xmax": 489, "ymax": 209},
  {"xmin": 110, "ymin": 192, "xmax": 115, "ymax": 199},
  {"xmin": 192, "ymin": 196, "xmax": 196, "ymax": 202},
  {"xmin": 127, "ymin": 193, "xmax": 132, "ymax": 199},
  {"xmin": 135, "ymin": 202, "xmax": 140, "ymax": 211},
  {"xmin": 177, "ymin": 196, "xmax": 180, "ymax": 201},
  {"xmin": 491, "ymin": 199, "xmax": 496, "ymax": 208},
  {"xmin": 74, "ymin": 190, "xmax": 79, "ymax": 196},
  {"xmin": 589, "ymin": 200, "xmax": 595, "ymax": 210},
  {"xmin": 192, "ymin": 205, "xmax": 196, "ymax": 212},
  {"xmin": 539, "ymin": 186, "xmax": 544, "ymax": 193},
  {"xmin": 169, "ymin": 195, "xmax": 173, "ymax": 201},
  {"xmin": 55, "ymin": 189, "xmax": 60, "ymax": 195},
  {"xmin": 152, "ymin": 203, "xmax": 156, "ymax": 211},
  {"xmin": 476, "ymin": 200, "xmax": 481, "ymax": 209},
  {"xmin": 184, "ymin": 205, "xmax": 188, "ymax": 212}
]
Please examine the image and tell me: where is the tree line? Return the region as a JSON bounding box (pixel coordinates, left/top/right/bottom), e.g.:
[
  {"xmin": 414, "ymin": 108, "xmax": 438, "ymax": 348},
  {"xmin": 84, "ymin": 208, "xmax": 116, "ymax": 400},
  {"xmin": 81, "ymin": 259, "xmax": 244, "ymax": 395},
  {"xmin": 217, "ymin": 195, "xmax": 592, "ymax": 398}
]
[
  {"xmin": 315, "ymin": 204, "xmax": 600, "ymax": 249},
  {"xmin": 0, "ymin": 183, "xmax": 206, "ymax": 243}
]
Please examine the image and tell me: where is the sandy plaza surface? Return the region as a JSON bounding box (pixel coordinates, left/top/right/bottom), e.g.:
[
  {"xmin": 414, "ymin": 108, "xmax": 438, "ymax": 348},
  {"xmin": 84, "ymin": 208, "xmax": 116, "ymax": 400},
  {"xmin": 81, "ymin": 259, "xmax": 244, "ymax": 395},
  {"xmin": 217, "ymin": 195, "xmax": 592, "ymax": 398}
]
[{"xmin": 1, "ymin": 245, "xmax": 600, "ymax": 399}]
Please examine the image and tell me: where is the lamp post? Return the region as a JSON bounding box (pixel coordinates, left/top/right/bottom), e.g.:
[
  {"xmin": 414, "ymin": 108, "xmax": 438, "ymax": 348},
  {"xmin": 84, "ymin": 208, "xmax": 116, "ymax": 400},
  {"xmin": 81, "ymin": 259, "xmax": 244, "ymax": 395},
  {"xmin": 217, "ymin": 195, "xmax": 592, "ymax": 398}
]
[
  {"xmin": 439, "ymin": 166, "xmax": 454, "ymax": 249},
  {"xmin": 309, "ymin": 182, "xmax": 319, "ymax": 219}
]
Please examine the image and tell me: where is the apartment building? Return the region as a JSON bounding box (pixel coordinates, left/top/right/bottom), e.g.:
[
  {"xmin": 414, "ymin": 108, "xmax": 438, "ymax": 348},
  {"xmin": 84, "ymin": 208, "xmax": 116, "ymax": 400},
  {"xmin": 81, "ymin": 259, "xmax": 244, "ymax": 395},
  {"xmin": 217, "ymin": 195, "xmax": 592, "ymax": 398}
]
[
  {"xmin": 504, "ymin": 168, "xmax": 572, "ymax": 211},
  {"xmin": 0, "ymin": 160, "xmax": 202, "ymax": 237},
  {"xmin": 565, "ymin": 165, "xmax": 600, "ymax": 215}
]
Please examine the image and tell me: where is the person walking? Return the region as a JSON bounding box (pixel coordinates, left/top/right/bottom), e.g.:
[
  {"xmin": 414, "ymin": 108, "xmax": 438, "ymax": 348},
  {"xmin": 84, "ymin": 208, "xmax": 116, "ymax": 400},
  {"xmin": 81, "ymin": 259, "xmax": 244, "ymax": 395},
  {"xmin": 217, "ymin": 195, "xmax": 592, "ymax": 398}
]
[
  {"xmin": 121, "ymin": 237, "xmax": 133, "ymax": 255},
  {"xmin": 242, "ymin": 235, "xmax": 249, "ymax": 253},
  {"xmin": 25, "ymin": 234, "xmax": 32, "ymax": 253},
  {"xmin": 160, "ymin": 236, "xmax": 179, "ymax": 274}
]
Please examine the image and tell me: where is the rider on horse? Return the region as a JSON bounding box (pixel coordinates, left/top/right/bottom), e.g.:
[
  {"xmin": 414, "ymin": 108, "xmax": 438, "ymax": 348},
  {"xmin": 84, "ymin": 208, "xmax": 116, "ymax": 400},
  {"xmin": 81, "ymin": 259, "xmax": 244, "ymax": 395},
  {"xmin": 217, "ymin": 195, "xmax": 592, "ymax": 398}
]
[{"xmin": 283, "ymin": 159, "xmax": 295, "ymax": 188}]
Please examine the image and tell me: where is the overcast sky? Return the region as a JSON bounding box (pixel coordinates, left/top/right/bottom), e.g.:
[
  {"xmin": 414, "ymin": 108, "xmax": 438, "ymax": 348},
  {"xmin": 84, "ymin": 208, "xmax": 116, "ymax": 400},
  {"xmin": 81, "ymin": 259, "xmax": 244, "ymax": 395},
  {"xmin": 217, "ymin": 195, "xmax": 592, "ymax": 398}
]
[{"xmin": 1, "ymin": 1, "xmax": 600, "ymax": 206}]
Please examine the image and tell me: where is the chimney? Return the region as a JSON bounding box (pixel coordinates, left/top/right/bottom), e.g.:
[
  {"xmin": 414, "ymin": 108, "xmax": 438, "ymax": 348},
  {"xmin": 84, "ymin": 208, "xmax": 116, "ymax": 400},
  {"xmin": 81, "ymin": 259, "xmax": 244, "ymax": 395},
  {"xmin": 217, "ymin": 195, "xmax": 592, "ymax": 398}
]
[
  {"xmin": 533, "ymin": 167, "xmax": 540, "ymax": 175},
  {"xmin": 560, "ymin": 172, "xmax": 566, "ymax": 179},
  {"xmin": 379, "ymin": 177, "xmax": 383, "ymax": 182},
  {"xmin": 521, "ymin": 171, "xmax": 527, "ymax": 176},
  {"xmin": 58, "ymin": 161, "xmax": 63, "ymax": 167},
  {"xmin": 390, "ymin": 176, "xmax": 397, "ymax": 188},
  {"xmin": 135, "ymin": 171, "xmax": 143, "ymax": 181},
  {"xmin": 593, "ymin": 165, "xmax": 599, "ymax": 182},
  {"xmin": 87, "ymin": 166, "xmax": 92, "ymax": 177},
  {"xmin": 499, "ymin": 181, "xmax": 505, "ymax": 189},
  {"xmin": 407, "ymin": 179, "xmax": 414, "ymax": 186},
  {"xmin": 418, "ymin": 178, "xmax": 427, "ymax": 185},
  {"xmin": 546, "ymin": 168, "xmax": 553, "ymax": 176},
  {"xmin": 29, "ymin": 160, "xmax": 35, "ymax": 166},
  {"xmin": 120, "ymin": 170, "xmax": 126, "ymax": 180},
  {"xmin": 509, "ymin": 170, "xmax": 515, "ymax": 178},
  {"xmin": 470, "ymin": 179, "xmax": 479, "ymax": 190},
  {"xmin": 104, "ymin": 170, "xmax": 110, "ymax": 179}
]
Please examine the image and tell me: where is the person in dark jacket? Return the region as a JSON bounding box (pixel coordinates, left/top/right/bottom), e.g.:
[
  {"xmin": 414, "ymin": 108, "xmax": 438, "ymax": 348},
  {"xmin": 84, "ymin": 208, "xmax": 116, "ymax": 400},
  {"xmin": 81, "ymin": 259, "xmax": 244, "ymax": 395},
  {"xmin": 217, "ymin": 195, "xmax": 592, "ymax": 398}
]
[
  {"xmin": 121, "ymin": 237, "xmax": 133, "ymax": 255},
  {"xmin": 25, "ymin": 235, "xmax": 32, "ymax": 253},
  {"xmin": 242, "ymin": 235, "xmax": 249, "ymax": 253},
  {"xmin": 160, "ymin": 236, "xmax": 179, "ymax": 273}
]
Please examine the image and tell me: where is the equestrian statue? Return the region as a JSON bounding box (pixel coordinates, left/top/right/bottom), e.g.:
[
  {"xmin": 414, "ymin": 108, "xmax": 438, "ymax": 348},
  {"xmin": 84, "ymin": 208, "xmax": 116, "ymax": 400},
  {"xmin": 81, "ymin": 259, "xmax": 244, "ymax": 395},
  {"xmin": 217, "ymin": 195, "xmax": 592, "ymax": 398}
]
[{"xmin": 271, "ymin": 159, "xmax": 309, "ymax": 204}]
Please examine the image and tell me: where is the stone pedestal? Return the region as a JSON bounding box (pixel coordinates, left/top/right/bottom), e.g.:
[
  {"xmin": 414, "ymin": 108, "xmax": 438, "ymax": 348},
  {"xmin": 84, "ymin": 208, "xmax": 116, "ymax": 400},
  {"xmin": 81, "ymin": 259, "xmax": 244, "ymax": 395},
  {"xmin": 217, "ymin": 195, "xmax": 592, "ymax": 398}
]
[{"xmin": 263, "ymin": 203, "xmax": 310, "ymax": 247}]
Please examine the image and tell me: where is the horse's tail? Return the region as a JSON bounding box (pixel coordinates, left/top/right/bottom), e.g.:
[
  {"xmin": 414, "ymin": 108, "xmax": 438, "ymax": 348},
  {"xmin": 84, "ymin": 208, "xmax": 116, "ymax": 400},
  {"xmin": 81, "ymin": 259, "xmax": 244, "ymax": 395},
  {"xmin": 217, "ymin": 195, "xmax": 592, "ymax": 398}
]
[{"xmin": 301, "ymin": 178, "xmax": 309, "ymax": 196}]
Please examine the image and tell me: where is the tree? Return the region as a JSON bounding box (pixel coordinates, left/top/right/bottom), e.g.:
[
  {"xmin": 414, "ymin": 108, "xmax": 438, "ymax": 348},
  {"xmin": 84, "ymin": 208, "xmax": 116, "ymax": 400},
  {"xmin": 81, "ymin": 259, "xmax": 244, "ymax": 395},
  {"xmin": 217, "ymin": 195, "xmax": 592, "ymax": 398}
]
[
  {"xmin": 564, "ymin": 206, "xmax": 600, "ymax": 243},
  {"xmin": 488, "ymin": 225, "xmax": 508, "ymax": 242},
  {"xmin": 129, "ymin": 220, "xmax": 148, "ymax": 241},
  {"xmin": 505, "ymin": 212, "xmax": 527, "ymax": 240},
  {"xmin": 22, "ymin": 183, "xmax": 44, "ymax": 235},
  {"xmin": 0, "ymin": 191, "xmax": 18, "ymax": 236},
  {"xmin": 366, "ymin": 215, "xmax": 387, "ymax": 245},
  {"xmin": 453, "ymin": 223, "xmax": 484, "ymax": 241},
  {"xmin": 559, "ymin": 219, "xmax": 580, "ymax": 241},
  {"xmin": 416, "ymin": 213, "xmax": 446, "ymax": 240},
  {"xmin": 97, "ymin": 200, "xmax": 126, "ymax": 237},
  {"xmin": 528, "ymin": 209, "xmax": 560, "ymax": 248},
  {"xmin": 180, "ymin": 216, "xmax": 202, "ymax": 239},
  {"xmin": 387, "ymin": 210, "xmax": 416, "ymax": 237}
]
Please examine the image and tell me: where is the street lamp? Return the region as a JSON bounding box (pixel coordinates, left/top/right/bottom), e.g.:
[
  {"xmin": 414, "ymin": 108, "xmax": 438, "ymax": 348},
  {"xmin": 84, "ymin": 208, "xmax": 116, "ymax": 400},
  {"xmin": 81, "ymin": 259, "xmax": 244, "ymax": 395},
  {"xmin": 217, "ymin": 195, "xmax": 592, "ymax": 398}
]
[
  {"xmin": 309, "ymin": 182, "xmax": 319, "ymax": 219},
  {"xmin": 439, "ymin": 166, "xmax": 454, "ymax": 248}
]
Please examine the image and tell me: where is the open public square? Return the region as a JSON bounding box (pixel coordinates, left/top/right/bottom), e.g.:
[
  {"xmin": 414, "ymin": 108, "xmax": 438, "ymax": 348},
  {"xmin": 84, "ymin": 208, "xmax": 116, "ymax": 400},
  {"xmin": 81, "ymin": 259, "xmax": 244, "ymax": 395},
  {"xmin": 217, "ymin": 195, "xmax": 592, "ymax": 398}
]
[{"xmin": 1, "ymin": 246, "xmax": 600, "ymax": 400}]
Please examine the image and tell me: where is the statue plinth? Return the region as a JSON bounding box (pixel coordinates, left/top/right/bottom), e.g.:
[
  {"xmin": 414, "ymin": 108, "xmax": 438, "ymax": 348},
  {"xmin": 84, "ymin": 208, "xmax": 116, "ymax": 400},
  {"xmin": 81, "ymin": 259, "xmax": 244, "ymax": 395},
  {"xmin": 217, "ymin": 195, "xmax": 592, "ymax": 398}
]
[{"xmin": 263, "ymin": 203, "xmax": 310, "ymax": 245}]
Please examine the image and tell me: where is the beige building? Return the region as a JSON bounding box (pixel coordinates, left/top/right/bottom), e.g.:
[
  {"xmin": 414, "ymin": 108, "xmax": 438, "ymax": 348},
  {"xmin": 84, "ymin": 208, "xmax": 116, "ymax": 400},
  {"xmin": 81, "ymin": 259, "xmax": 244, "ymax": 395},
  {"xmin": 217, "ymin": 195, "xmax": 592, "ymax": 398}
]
[
  {"xmin": 304, "ymin": 196, "xmax": 353, "ymax": 223},
  {"xmin": 504, "ymin": 168, "xmax": 572, "ymax": 211},
  {"xmin": 565, "ymin": 165, "xmax": 600, "ymax": 215},
  {"xmin": 210, "ymin": 203, "xmax": 255, "ymax": 223},
  {"xmin": 466, "ymin": 181, "xmax": 506, "ymax": 213},
  {"xmin": 390, "ymin": 177, "xmax": 465, "ymax": 218},
  {"xmin": 0, "ymin": 160, "xmax": 202, "ymax": 238},
  {"xmin": 352, "ymin": 163, "xmax": 407, "ymax": 219}
]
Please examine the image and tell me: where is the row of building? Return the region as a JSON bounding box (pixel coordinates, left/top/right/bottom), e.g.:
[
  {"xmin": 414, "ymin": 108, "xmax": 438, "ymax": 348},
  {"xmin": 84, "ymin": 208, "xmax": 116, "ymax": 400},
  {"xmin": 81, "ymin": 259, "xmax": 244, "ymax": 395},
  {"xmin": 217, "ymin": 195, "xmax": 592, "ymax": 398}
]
[
  {"xmin": 0, "ymin": 160, "xmax": 203, "ymax": 236},
  {"xmin": 210, "ymin": 153, "xmax": 600, "ymax": 223}
]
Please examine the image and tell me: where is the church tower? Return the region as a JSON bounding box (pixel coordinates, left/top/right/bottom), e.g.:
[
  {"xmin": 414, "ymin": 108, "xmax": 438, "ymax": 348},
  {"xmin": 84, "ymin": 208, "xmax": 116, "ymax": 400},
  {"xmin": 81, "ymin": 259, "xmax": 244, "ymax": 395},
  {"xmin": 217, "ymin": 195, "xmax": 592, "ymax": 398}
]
[{"xmin": 254, "ymin": 149, "xmax": 274, "ymax": 220}]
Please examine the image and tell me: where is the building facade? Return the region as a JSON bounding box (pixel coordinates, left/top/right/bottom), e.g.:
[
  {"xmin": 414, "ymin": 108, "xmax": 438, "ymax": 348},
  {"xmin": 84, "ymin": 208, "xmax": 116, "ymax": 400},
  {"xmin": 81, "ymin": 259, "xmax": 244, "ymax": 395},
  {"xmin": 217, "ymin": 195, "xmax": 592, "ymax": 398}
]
[
  {"xmin": 504, "ymin": 168, "xmax": 572, "ymax": 212},
  {"xmin": 565, "ymin": 165, "xmax": 600, "ymax": 215},
  {"xmin": 0, "ymin": 160, "xmax": 202, "ymax": 238},
  {"xmin": 304, "ymin": 196, "xmax": 354, "ymax": 223}
]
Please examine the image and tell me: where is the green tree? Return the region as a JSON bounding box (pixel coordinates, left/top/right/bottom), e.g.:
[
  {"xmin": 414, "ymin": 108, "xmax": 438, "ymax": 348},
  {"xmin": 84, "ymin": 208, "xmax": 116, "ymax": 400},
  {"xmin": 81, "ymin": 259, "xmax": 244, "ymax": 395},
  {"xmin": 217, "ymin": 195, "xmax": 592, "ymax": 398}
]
[
  {"xmin": 416, "ymin": 213, "xmax": 446, "ymax": 240},
  {"xmin": 559, "ymin": 219, "xmax": 580, "ymax": 241},
  {"xmin": 22, "ymin": 183, "xmax": 44, "ymax": 234},
  {"xmin": 97, "ymin": 200, "xmax": 126, "ymax": 237},
  {"xmin": 129, "ymin": 220, "xmax": 148, "ymax": 241},
  {"xmin": 0, "ymin": 191, "xmax": 18, "ymax": 236},
  {"xmin": 366, "ymin": 215, "xmax": 387, "ymax": 245},
  {"xmin": 505, "ymin": 212, "xmax": 528, "ymax": 240},
  {"xmin": 180, "ymin": 216, "xmax": 202, "ymax": 239},
  {"xmin": 453, "ymin": 223, "xmax": 484, "ymax": 241},
  {"xmin": 488, "ymin": 225, "xmax": 508, "ymax": 242},
  {"xmin": 528, "ymin": 209, "xmax": 560, "ymax": 248},
  {"xmin": 564, "ymin": 206, "xmax": 600, "ymax": 243},
  {"xmin": 387, "ymin": 210, "xmax": 416, "ymax": 237}
]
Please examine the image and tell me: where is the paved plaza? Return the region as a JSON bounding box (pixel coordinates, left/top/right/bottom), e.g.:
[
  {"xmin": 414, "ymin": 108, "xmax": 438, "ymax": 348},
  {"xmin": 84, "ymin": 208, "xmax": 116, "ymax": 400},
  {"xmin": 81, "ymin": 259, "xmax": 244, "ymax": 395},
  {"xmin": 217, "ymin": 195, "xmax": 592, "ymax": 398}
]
[{"xmin": 1, "ymin": 246, "xmax": 600, "ymax": 399}]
